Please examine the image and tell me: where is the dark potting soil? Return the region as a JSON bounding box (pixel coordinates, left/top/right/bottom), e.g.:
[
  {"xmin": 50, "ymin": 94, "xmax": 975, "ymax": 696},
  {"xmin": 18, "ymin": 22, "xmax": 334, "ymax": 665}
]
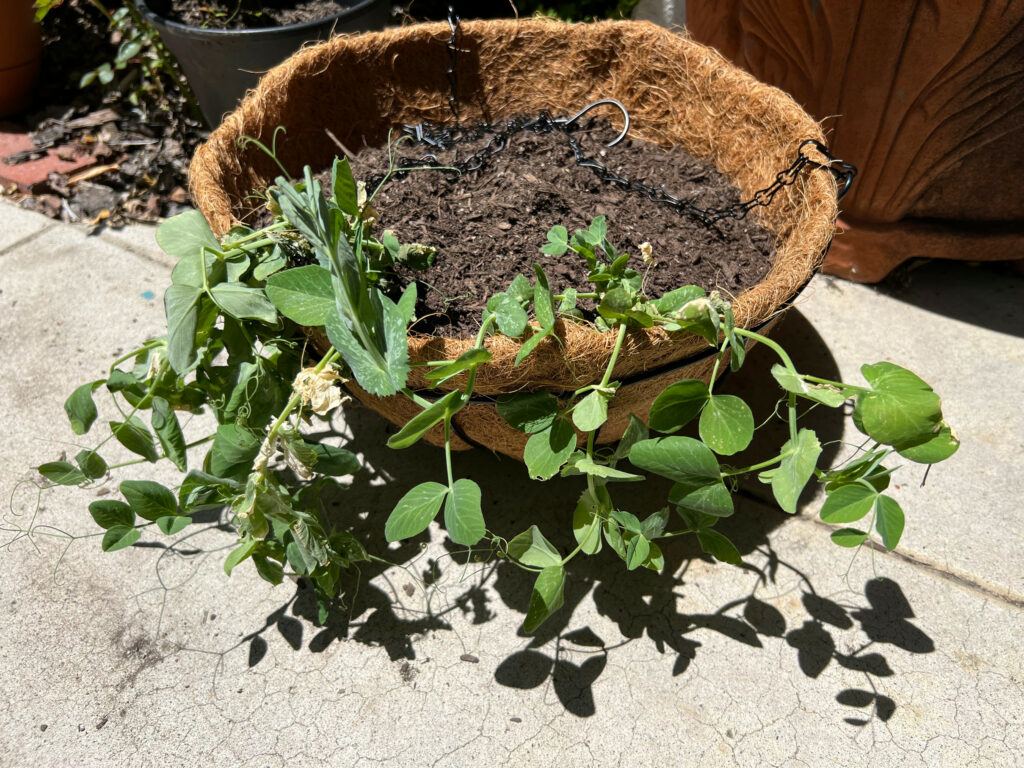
[
  {"xmin": 155, "ymin": 0, "xmax": 352, "ymax": 29},
  {"xmin": 334, "ymin": 119, "xmax": 775, "ymax": 337}
]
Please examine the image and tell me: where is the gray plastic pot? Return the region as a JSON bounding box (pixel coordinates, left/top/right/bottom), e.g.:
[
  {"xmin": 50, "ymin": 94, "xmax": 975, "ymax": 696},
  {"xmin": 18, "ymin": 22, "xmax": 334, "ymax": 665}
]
[{"xmin": 135, "ymin": 0, "xmax": 391, "ymax": 127}]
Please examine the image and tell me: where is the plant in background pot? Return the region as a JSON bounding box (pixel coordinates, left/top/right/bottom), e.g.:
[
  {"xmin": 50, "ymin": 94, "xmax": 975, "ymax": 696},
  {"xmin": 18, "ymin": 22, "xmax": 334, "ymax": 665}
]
[
  {"xmin": 21, "ymin": 19, "xmax": 958, "ymax": 632},
  {"xmin": 134, "ymin": 0, "xmax": 392, "ymax": 126}
]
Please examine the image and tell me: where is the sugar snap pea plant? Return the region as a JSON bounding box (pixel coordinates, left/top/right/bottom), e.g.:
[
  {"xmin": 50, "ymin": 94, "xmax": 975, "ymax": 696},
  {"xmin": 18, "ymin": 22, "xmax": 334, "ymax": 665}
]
[{"xmin": 27, "ymin": 155, "xmax": 958, "ymax": 631}]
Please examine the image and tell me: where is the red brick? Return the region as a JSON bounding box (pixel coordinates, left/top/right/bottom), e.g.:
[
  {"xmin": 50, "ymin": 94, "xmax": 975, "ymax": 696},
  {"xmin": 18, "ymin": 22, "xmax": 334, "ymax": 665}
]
[{"xmin": 0, "ymin": 121, "xmax": 97, "ymax": 193}]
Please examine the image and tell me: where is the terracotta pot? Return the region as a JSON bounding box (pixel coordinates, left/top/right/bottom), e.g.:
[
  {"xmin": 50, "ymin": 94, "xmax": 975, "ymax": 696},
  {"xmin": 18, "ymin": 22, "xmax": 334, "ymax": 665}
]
[
  {"xmin": 0, "ymin": 0, "xmax": 42, "ymax": 117},
  {"xmin": 687, "ymin": 0, "xmax": 1024, "ymax": 282}
]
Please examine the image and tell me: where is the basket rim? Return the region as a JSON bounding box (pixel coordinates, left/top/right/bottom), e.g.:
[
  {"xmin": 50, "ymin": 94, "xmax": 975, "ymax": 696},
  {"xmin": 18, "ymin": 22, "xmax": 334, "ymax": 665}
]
[{"xmin": 189, "ymin": 17, "xmax": 838, "ymax": 394}]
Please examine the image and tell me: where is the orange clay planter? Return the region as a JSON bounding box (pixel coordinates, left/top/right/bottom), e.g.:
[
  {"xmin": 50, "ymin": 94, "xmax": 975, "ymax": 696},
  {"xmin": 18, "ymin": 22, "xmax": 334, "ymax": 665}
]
[{"xmin": 0, "ymin": 0, "xmax": 42, "ymax": 118}]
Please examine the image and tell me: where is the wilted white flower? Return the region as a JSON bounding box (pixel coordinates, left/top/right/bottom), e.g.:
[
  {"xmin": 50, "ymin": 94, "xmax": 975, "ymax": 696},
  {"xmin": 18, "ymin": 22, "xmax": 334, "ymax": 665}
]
[
  {"xmin": 639, "ymin": 241, "xmax": 655, "ymax": 266},
  {"xmin": 293, "ymin": 367, "xmax": 348, "ymax": 416}
]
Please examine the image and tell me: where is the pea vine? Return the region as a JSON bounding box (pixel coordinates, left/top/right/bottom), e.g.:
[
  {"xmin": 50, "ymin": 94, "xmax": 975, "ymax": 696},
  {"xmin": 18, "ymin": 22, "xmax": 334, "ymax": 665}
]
[{"xmin": 30, "ymin": 154, "xmax": 958, "ymax": 630}]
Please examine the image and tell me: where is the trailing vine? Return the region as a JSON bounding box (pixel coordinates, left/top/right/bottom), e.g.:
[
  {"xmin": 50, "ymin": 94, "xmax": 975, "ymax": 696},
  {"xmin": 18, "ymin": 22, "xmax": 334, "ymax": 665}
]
[{"xmin": 25, "ymin": 150, "xmax": 958, "ymax": 630}]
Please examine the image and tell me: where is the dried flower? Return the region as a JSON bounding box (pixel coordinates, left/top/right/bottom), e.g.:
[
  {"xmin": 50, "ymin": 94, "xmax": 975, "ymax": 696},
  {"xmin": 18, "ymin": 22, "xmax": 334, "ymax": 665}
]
[
  {"xmin": 293, "ymin": 366, "xmax": 347, "ymax": 416},
  {"xmin": 639, "ymin": 241, "xmax": 655, "ymax": 266}
]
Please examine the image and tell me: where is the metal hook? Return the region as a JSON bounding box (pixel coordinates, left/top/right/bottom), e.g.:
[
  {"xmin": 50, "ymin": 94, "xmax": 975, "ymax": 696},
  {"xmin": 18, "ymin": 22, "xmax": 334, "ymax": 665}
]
[
  {"xmin": 799, "ymin": 139, "xmax": 858, "ymax": 200},
  {"xmin": 557, "ymin": 99, "xmax": 631, "ymax": 147}
]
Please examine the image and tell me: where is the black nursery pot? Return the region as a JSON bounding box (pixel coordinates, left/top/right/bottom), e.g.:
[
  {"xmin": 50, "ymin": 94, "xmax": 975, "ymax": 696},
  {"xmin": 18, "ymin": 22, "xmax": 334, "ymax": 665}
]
[{"xmin": 135, "ymin": 0, "xmax": 392, "ymax": 127}]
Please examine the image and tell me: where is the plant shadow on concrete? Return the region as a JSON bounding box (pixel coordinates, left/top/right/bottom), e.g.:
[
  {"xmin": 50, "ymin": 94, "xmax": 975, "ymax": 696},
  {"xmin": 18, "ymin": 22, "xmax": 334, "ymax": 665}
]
[{"xmin": 228, "ymin": 309, "xmax": 934, "ymax": 722}]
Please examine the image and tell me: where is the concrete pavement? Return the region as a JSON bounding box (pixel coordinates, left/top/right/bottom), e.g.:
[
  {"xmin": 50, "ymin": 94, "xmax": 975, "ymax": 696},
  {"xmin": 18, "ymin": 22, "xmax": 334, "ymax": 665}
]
[{"xmin": 1, "ymin": 200, "xmax": 1022, "ymax": 767}]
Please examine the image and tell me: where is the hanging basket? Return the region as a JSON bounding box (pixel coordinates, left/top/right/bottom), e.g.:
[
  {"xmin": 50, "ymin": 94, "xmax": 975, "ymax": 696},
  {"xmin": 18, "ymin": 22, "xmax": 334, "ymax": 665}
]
[{"xmin": 189, "ymin": 18, "xmax": 838, "ymax": 459}]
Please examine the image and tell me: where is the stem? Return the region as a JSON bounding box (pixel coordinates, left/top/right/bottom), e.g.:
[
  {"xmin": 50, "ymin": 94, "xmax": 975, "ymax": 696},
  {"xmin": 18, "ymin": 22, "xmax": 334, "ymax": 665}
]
[
  {"xmin": 734, "ymin": 327, "xmax": 798, "ymax": 373},
  {"xmin": 463, "ymin": 313, "xmax": 497, "ymax": 395},
  {"xmin": 264, "ymin": 348, "xmax": 339, "ymax": 445},
  {"xmin": 600, "ymin": 323, "xmax": 629, "ymax": 389},
  {"xmin": 105, "ymin": 434, "xmax": 214, "ymax": 471},
  {"xmin": 721, "ymin": 451, "xmax": 792, "ymax": 477},
  {"xmin": 660, "ymin": 528, "xmax": 696, "ymax": 539},
  {"xmin": 552, "ymin": 292, "xmax": 599, "ymax": 301},
  {"xmin": 443, "ymin": 418, "xmax": 455, "ymax": 489}
]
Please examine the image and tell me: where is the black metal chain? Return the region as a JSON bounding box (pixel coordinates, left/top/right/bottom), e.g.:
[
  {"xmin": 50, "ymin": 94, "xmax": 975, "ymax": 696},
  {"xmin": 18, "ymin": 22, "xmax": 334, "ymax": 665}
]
[
  {"xmin": 378, "ymin": 115, "xmax": 855, "ymax": 229},
  {"xmin": 374, "ymin": 9, "xmax": 857, "ymax": 228}
]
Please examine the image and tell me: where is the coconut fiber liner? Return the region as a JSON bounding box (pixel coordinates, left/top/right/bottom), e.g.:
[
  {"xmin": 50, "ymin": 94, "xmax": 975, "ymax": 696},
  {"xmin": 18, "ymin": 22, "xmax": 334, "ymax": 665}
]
[{"xmin": 190, "ymin": 18, "xmax": 838, "ymax": 459}]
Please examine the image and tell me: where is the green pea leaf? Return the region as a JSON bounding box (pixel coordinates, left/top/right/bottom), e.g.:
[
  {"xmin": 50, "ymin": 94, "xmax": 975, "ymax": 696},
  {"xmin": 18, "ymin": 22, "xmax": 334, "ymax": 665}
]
[
  {"xmin": 486, "ymin": 293, "xmax": 529, "ymax": 337},
  {"xmin": 696, "ymin": 528, "xmax": 742, "ymax": 565},
  {"xmin": 572, "ymin": 390, "xmax": 608, "ymax": 432},
  {"xmin": 667, "ymin": 479, "xmax": 733, "ymax": 518},
  {"xmin": 699, "ymin": 394, "xmax": 754, "ymax": 455},
  {"xmin": 385, "ymin": 482, "xmax": 448, "ymax": 542},
  {"xmin": 157, "ymin": 210, "xmax": 221, "ymax": 271},
  {"xmin": 507, "ymin": 524, "xmax": 561, "ymax": 568},
  {"xmin": 541, "ymin": 225, "xmax": 569, "ymax": 256},
  {"xmin": 523, "ymin": 565, "xmax": 566, "ymax": 633},
  {"xmin": 209, "ymin": 424, "xmax": 260, "ymax": 480},
  {"xmin": 101, "ymin": 525, "xmax": 141, "ymax": 553},
  {"xmin": 572, "ymin": 492, "xmax": 603, "ymax": 555},
  {"xmin": 628, "ymin": 436, "xmax": 722, "ymax": 486},
  {"xmin": 625, "ymin": 534, "xmax": 651, "ymax": 571},
  {"xmin": 572, "ymin": 456, "xmax": 643, "ymax": 482},
  {"xmin": 209, "ymin": 283, "xmax": 278, "ymax": 324},
  {"xmin": 496, "ymin": 391, "xmax": 559, "ymax": 434},
  {"xmin": 604, "ymin": 518, "xmax": 626, "ymax": 560},
  {"xmin": 533, "ymin": 264, "xmax": 556, "ymax": 329},
  {"xmin": 423, "ymin": 348, "xmax": 492, "ymax": 384},
  {"xmin": 37, "ymin": 461, "xmax": 86, "ymax": 486},
  {"xmin": 179, "ymin": 469, "xmax": 242, "ymax": 510},
  {"xmin": 331, "ymin": 156, "xmax": 359, "ymax": 214},
  {"xmin": 830, "ymin": 528, "xmax": 868, "ymax": 548},
  {"xmin": 820, "ymin": 484, "xmax": 877, "ymax": 524},
  {"xmin": 771, "ymin": 429, "xmax": 822, "ymax": 514},
  {"xmin": 612, "ymin": 414, "xmax": 649, "ymax": 462},
  {"xmin": 513, "ymin": 325, "xmax": 555, "ymax": 367},
  {"xmin": 72, "ymin": 449, "xmax": 106, "ymax": 480},
  {"xmin": 523, "ymin": 419, "xmax": 577, "ymax": 480},
  {"xmin": 652, "ymin": 285, "xmax": 705, "ymax": 315},
  {"xmin": 386, "ymin": 390, "xmax": 463, "ymax": 449},
  {"xmin": 265, "ymin": 265, "xmax": 334, "ymax": 326},
  {"xmin": 120, "ymin": 480, "xmax": 178, "ymax": 522},
  {"xmin": 630, "ymin": 436, "xmax": 732, "ymax": 517},
  {"xmin": 443, "ymin": 478, "xmax": 485, "ymax": 546},
  {"xmin": 855, "ymin": 362, "xmax": 942, "ymax": 446},
  {"xmin": 874, "ymin": 494, "xmax": 905, "ymax": 550},
  {"xmin": 224, "ymin": 537, "xmax": 258, "ymax": 576},
  {"xmin": 508, "ymin": 274, "xmax": 533, "ymax": 304},
  {"xmin": 164, "ymin": 283, "xmax": 202, "ymax": 374},
  {"xmin": 151, "ymin": 396, "xmax": 187, "ymax": 472},
  {"xmin": 110, "ymin": 417, "xmax": 160, "ymax": 463},
  {"xmin": 252, "ymin": 246, "xmax": 288, "ymax": 280},
  {"xmin": 324, "ymin": 306, "xmax": 397, "ymax": 397},
  {"xmin": 895, "ymin": 421, "xmax": 960, "ymax": 464},
  {"xmin": 156, "ymin": 515, "xmax": 190, "ymax": 536},
  {"xmin": 252, "ymin": 555, "xmax": 284, "ymax": 585},
  {"xmin": 89, "ymin": 500, "xmax": 135, "ymax": 529},
  {"xmin": 770, "ymin": 364, "xmax": 849, "ymax": 407},
  {"xmin": 310, "ymin": 443, "xmax": 360, "ymax": 476},
  {"xmin": 610, "ymin": 508, "xmax": 643, "ymax": 534},
  {"xmin": 64, "ymin": 380, "xmax": 103, "ymax": 435},
  {"xmin": 648, "ymin": 379, "xmax": 709, "ymax": 433}
]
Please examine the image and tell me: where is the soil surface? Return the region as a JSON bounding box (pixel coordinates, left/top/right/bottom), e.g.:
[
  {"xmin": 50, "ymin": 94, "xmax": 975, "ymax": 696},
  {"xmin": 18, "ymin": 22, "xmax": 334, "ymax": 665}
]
[
  {"xmin": 338, "ymin": 118, "xmax": 775, "ymax": 337},
  {"xmin": 154, "ymin": 0, "xmax": 353, "ymax": 29}
]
